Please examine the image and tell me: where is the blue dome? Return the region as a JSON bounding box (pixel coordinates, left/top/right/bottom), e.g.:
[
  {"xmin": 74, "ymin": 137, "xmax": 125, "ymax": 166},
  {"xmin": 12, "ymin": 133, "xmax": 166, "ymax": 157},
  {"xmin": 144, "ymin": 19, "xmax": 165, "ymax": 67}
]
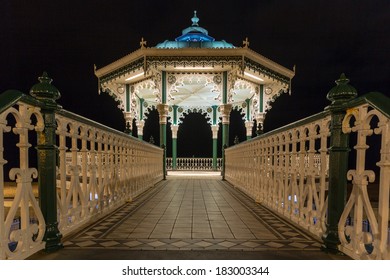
[{"xmin": 156, "ymin": 11, "xmax": 235, "ymax": 49}]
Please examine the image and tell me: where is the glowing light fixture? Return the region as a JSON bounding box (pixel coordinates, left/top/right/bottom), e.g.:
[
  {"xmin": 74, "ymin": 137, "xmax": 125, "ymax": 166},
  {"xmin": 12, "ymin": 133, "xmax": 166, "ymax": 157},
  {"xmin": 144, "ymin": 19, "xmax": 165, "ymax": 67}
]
[
  {"xmin": 174, "ymin": 66, "xmax": 214, "ymax": 70},
  {"xmin": 244, "ymin": 72, "xmax": 264, "ymax": 82},
  {"xmin": 125, "ymin": 72, "xmax": 144, "ymax": 81}
]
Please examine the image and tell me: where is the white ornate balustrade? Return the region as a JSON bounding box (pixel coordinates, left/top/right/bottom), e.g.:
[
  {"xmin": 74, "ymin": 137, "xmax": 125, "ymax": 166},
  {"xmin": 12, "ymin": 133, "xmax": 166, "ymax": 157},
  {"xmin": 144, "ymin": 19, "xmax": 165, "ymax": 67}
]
[
  {"xmin": 338, "ymin": 97, "xmax": 390, "ymax": 260},
  {"xmin": 225, "ymin": 112, "xmax": 331, "ymax": 238},
  {"xmin": 0, "ymin": 93, "xmax": 164, "ymax": 259},
  {"xmin": 166, "ymin": 157, "xmax": 222, "ymax": 171},
  {"xmin": 56, "ymin": 110, "xmax": 164, "ymax": 236},
  {"xmin": 0, "ymin": 99, "xmax": 46, "ymax": 260}
]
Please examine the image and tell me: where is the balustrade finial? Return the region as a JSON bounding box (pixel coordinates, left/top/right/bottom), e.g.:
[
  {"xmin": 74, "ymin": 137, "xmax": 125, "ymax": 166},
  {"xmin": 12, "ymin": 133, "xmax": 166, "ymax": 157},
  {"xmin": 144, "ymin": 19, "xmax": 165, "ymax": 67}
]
[
  {"xmin": 30, "ymin": 72, "xmax": 61, "ymax": 104},
  {"xmin": 326, "ymin": 73, "xmax": 357, "ymax": 105}
]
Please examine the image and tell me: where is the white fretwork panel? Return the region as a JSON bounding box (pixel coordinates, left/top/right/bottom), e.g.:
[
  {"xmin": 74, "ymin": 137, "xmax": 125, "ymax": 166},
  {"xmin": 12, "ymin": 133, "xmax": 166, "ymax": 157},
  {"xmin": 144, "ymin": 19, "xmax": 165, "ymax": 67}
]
[
  {"xmin": 0, "ymin": 102, "xmax": 46, "ymax": 260},
  {"xmin": 225, "ymin": 114, "xmax": 331, "ymax": 238},
  {"xmin": 339, "ymin": 104, "xmax": 390, "ymax": 260},
  {"xmin": 55, "ymin": 113, "xmax": 164, "ymax": 237}
]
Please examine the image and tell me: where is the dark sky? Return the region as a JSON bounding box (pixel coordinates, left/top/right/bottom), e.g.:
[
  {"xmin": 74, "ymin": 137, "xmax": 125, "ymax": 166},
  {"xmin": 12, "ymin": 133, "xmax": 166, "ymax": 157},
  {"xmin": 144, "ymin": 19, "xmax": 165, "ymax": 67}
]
[{"xmin": 1, "ymin": 0, "xmax": 389, "ymax": 156}]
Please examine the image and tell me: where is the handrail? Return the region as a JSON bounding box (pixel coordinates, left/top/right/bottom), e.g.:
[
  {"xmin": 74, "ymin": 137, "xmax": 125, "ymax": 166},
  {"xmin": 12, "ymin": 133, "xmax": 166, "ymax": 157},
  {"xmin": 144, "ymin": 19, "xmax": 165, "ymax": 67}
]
[
  {"xmin": 247, "ymin": 110, "xmax": 330, "ymax": 143},
  {"xmin": 344, "ymin": 92, "xmax": 390, "ymax": 119},
  {"xmin": 1, "ymin": 84, "xmax": 164, "ymax": 259},
  {"xmin": 55, "ymin": 109, "xmax": 164, "ymax": 237},
  {"xmin": 0, "ymin": 90, "xmax": 46, "ymax": 114},
  {"xmin": 57, "ymin": 108, "xmax": 155, "ymax": 146},
  {"xmin": 225, "ymin": 110, "xmax": 331, "ymax": 238}
]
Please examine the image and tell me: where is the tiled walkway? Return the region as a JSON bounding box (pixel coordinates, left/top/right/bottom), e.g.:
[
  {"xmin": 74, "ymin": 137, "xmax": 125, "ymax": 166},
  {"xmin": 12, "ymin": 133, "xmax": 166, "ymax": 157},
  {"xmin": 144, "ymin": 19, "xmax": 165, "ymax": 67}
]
[{"xmin": 31, "ymin": 172, "xmax": 350, "ymax": 260}]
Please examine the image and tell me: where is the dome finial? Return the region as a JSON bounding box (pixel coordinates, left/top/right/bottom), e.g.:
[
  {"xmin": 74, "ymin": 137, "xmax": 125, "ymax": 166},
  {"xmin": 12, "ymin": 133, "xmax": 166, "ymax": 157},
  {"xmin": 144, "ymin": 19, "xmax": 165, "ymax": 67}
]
[{"xmin": 192, "ymin": 10, "xmax": 199, "ymax": 26}]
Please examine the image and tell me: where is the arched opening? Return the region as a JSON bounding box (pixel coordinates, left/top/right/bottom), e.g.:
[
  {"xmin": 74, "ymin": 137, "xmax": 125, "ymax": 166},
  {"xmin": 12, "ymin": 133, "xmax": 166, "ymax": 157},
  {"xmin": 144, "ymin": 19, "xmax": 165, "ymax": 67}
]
[
  {"xmin": 229, "ymin": 109, "xmax": 246, "ymax": 145},
  {"xmin": 177, "ymin": 112, "xmax": 212, "ymax": 157},
  {"xmin": 143, "ymin": 108, "xmax": 160, "ymax": 146}
]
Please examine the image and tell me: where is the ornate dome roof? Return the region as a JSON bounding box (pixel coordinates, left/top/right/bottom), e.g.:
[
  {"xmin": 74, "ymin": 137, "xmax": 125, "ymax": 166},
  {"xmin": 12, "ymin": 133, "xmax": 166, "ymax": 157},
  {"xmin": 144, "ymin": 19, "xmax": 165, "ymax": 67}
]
[{"xmin": 156, "ymin": 11, "xmax": 235, "ymax": 49}]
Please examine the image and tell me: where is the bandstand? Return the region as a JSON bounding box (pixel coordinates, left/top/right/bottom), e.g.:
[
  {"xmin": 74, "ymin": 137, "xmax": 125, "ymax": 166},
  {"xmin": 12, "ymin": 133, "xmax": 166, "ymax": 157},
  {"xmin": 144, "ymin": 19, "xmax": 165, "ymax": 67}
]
[{"xmin": 94, "ymin": 11, "xmax": 295, "ymax": 170}]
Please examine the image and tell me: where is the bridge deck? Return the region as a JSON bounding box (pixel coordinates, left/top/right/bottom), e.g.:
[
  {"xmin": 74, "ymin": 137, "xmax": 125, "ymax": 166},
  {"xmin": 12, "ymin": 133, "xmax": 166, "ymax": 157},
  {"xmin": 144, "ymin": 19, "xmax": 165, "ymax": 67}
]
[{"xmin": 31, "ymin": 172, "xmax": 349, "ymax": 260}]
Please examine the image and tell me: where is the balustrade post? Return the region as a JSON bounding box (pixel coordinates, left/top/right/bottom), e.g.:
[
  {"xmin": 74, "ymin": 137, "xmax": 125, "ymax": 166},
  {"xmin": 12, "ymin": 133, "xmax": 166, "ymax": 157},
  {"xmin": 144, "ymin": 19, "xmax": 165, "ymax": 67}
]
[
  {"xmin": 30, "ymin": 72, "xmax": 63, "ymax": 252},
  {"xmin": 321, "ymin": 73, "xmax": 357, "ymax": 254},
  {"xmin": 157, "ymin": 104, "xmax": 168, "ymax": 179},
  {"xmin": 171, "ymin": 124, "xmax": 179, "ymax": 170}
]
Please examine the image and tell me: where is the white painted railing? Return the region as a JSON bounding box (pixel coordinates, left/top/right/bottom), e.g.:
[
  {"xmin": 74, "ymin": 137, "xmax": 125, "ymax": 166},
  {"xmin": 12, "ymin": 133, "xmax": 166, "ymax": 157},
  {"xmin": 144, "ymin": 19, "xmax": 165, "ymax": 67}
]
[
  {"xmin": 56, "ymin": 110, "xmax": 164, "ymax": 236},
  {"xmin": 338, "ymin": 99, "xmax": 390, "ymax": 260},
  {"xmin": 166, "ymin": 157, "xmax": 222, "ymax": 171},
  {"xmin": 0, "ymin": 100, "xmax": 46, "ymax": 260},
  {"xmin": 225, "ymin": 112, "xmax": 331, "ymax": 238},
  {"xmin": 0, "ymin": 94, "xmax": 164, "ymax": 259}
]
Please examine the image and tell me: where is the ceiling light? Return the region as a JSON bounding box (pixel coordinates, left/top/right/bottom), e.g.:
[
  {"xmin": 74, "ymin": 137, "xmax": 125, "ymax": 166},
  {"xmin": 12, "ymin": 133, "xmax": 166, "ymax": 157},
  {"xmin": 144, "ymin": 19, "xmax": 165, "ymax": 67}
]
[
  {"xmin": 174, "ymin": 66, "xmax": 214, "ymax": 70},
  {"xmin": 125, "ymin": 72, "xmax": 144, "ymax": 81},
  {"xmin": 244, "ymin": 72, "xmax": 264, "ymax": 82}
]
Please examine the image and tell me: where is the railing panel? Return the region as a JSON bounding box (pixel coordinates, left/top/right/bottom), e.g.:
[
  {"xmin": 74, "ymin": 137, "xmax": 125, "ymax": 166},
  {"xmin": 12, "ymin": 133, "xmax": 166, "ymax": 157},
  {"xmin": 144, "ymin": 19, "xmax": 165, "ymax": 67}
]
[
  {"xmin": 166, "ymin": 157, "xmax": 222, "ymax": 171},
  {"xmin": 56, "ymin": 111, "xmax": 164, "ymax": 236},
  {"xmin": 339, "ymin": 102, "xmax": 390, "ymax": 260},
  {"xmin": 0, "ymin": 102, "xmax": 46, "ymax": 260},
  {"xmin": 225, "ymin": 113, "xmax": 331, "ymax": 238}
]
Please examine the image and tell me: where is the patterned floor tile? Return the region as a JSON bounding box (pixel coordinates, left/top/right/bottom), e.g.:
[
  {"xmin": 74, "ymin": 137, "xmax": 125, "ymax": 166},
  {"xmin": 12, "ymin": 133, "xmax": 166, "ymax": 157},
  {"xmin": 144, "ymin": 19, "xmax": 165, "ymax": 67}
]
[
  {"xmin": 147, "ymin": 241, "xmax": 166, "ymax": 248},
  {"xmin": 194, "ymin": 241, "xmax": 214, "ymax": 248},
  {"xmin": 61, "ymin": 176, "xmax": 325, "ymax": 254},
  {"xmin": 171, "ymin": 241, "xmax": 191, "ymax": 248},
  {"xmin": 264, "ymin": 242, "xmax": 284, "ymax": 248},
  {"xmin": 123, "ymin": 240, "xmax": 143, "ymax": 247},
  {"xmin": 76, "ymin": 240, "xmax": 97, "ymax": 247},
  {"xmin": 289, "ymin": 242, "xmax": 309, "ymax": 249},
  {"xmin": 218, "ymin": 241, "xmax": 236, "ymax": 248},
  {"xmin": 100, "ymin": 241, "xmax": 120, "ymax": 247}
]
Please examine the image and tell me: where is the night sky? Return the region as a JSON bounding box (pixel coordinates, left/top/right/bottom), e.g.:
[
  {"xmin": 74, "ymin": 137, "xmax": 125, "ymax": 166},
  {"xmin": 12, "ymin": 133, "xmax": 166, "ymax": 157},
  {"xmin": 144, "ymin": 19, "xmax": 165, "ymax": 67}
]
[{"xmin": 2, "ymin": 0, "xmax": 389, "ymax": 157}]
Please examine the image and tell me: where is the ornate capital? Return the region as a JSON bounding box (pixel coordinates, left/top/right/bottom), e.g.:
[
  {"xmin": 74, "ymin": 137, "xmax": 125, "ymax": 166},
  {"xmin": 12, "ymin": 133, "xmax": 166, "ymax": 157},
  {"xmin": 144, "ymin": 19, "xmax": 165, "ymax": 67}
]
[
  {"xmin": 245, "ymin": 120, "xmax": 254, "ymax": 136},
  {"xmin": 255, "ymin": 112, "xmax": 265, "ymax": 124},
  {"xmin": 171, "ymin": 124, "xmax": 179, "ymax": 138},
  {"xmin": 124, "ymin": 112, "xmax": 134, "ymax": 121},
  {"xmin": 157, "ymin": 104, "xmax": 169, "ymax": 124},
  {"xmin": 211, "ymin": 124, "xmax": 219, "ymax": 139},
  {"xmin": 136, "ymin": 119, "xmax": 145, "ymax": 136},
  {"xmin": 219, "ymin": 104, "xmax": 233, "ymax": 125}
]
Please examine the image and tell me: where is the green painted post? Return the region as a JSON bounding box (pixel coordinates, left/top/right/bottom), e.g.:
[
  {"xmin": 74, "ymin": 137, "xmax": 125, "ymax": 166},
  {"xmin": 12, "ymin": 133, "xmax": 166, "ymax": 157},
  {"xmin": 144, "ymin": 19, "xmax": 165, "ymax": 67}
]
[
  {"xmin": 29, "ymin": 72, "xmax": 63, "ymax": 252},
  {"xmin": 138, "ymin": 98, "xmax": 144, "ymax": 140},
  {"xmin": 212, "ymin": 105, "xmax": 218, "ymax": 171},
  {"xmin": 221, "ymin": 72, "xmax": 230, "ymax": 148},
  {"xmin": 246, "ymin": 98, "xmax": 252, "ymax": 140},
  {"xmin": 124, "ymin": 84, "xmax": 132, "ymax": 135},
  {"xmin": 259, "ymin": 85, "xmax": 264, "ymax": 113},
  {"xmin": 158, "ymin": 72, "xmax": 168, "ymax": 178},
  {"xmin": 321, "ymin": 73, "xmax": 357, "ymax": 254},
  {"xmin": 172, "ymin": 138, "xmax": 177, "ymax": 169},
  {"xmin": 172, "ymin": 105, "xmax": 178, "ymax": 170},
  {"xmin": 212, "ymin": 138, "xmax": 218, "ymax": 169}
]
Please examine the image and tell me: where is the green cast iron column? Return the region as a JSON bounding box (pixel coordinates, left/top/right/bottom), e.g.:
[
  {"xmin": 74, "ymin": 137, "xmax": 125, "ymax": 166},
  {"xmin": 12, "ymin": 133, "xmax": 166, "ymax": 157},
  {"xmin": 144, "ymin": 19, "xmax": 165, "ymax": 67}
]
[
  {"xmin": 212, "ymin": 105, "xmax": 218, "ymax": 170},
  {"xmin": 172, "ymin": 138, "xmax": 177, "ymax": 169},
  {"xmin": 221, "ymin": 72, "xmax": 230, "ymax": 148},
  {"xmin": 246, "ymin": 98, "xmax": 252, "ymax": 140},
  {"xmin": 212, "ymin": 138, "xmax": 218, "ymax": 169},
  {"xmin": 138, "ymin": 98, "xmax": 144, "ymax": 140},
  {"xmin": 124, "ymin": 84, "xmax": 132, "ymax": 134},
  {"xmin": 172, "ymin": 105, "xmax": 178, "ymax": 170},
  {"xmin": 321, "ymin": 73, "xmax": 357, "ymax": 253},
  {"xmin": 30, "ymin": 72, "xmax": 63, "ymax": 252},
  {"xmin": 158, "ymin": 71, "xmax": 168, "ymax": 178},
  {"xmin": 221, "ymin": 72, "xmax": 232, "ymax": 179}
]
